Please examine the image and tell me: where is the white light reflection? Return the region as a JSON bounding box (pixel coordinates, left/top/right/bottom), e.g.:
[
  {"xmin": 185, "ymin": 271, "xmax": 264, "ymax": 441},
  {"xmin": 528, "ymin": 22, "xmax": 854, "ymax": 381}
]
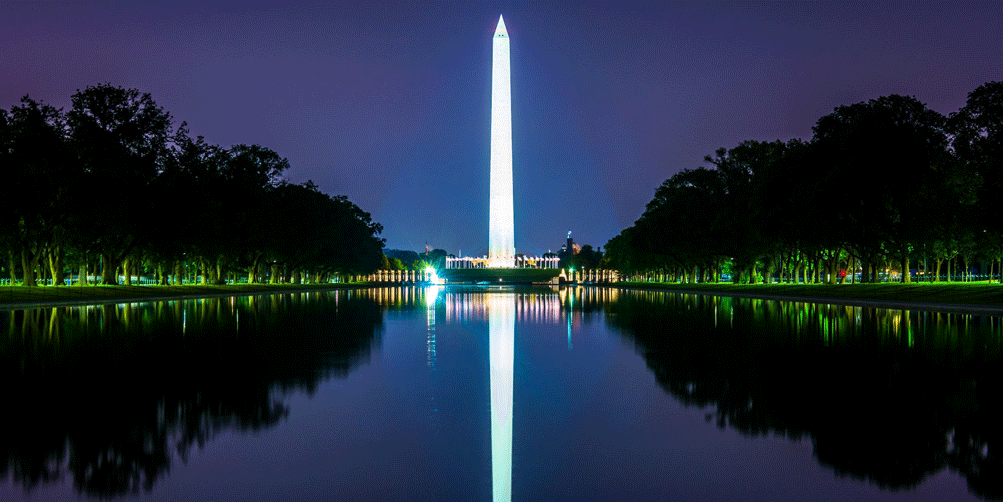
[
  {"xmin": 488, "ymin": 293, "xmax": 515, "ymax": 502},
  {"xmin": 426, "ymin": 286, "xmax": 440, "ymax": 370},
  {"xmin": 567, "ymin": 289, "xmax": 574, "ymax": 351}
]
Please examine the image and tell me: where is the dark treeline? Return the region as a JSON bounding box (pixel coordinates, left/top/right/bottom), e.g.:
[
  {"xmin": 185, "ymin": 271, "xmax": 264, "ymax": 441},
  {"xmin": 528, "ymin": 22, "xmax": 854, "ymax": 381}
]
[
  {"xmin": 384, "ymin": 248, "xmax": 449, "ymax": 271},
  {"xmin": 605, "ymin": 82, "xmax": 1003, "ymax": 284},
  {"xmin": 607, "ymin": 291, "xmax": 1003, "ymax": 499},
  {"xmin": 0, "ymin": 293, "xmax": 383, "ymax": 496},
  {"xmin": 0, "ymin": 83, "xmax": 385, "ymax": 287}
]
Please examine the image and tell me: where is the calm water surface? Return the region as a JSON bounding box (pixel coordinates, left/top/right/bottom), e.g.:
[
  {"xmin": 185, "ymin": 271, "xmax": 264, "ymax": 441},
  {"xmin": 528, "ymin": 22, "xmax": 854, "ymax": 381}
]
[{"xmin": 1, "ymin": 286, "xmax": 1000, "ymax": 501}]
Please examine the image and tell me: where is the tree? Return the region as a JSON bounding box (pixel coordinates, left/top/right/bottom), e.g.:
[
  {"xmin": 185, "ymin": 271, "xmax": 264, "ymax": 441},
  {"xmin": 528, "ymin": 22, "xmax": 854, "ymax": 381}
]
[
  {"xmin": 809, "ymin": 95, "xmax": 955, "ymax": 282},
  {"xmin": 384, "ymin": 249, "xmax": 420, "ymax": 268},
  {"xmin": 633, "ymin": 166, "xmax": 727, "ymax": 282},
  {"xmin": 151, "ymin": 126, "xmax": 229, "ymax": 284},
  {"xmin": 419, "ymin": 249, "xmax": 448, "ymax": 270},
  {"xmin": 703, "ymin": 140, "xmax": 789, "ymax": 282},
  {"xmin": 950, "ymin": 81, "xmax": 1003, "ymax": 281},
  {"xmin": 2, "ymin": 97, "xmax": 75, "ymax": 286},
  {"xmin": 561, "ymin": 244, "xmax": 603, "ymax": 271},
  {"xmin": 67, "ymin": 84, "xmax": 173, "ymax": 285},
  {"xmin": 216, "ymin": 144, "xmax": 290, "ymax": 283},
  {"xmin": 323, "ymin": 194, "xmax": 385, "ymax": 277}
]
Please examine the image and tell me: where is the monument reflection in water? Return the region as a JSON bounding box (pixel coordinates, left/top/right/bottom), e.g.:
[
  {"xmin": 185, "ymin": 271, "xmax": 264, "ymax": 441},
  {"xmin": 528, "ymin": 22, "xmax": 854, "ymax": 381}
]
[
  {"xmin": 488, "ymin": 293, "xmax": 514, "ymax": 502},
  {"xmin": 438, "ymin": 287, "xmax": 562, "ymax": 502},
  {"xmin": 5, "ymin": 286, "xmax": 1003, "ymax": 501}
]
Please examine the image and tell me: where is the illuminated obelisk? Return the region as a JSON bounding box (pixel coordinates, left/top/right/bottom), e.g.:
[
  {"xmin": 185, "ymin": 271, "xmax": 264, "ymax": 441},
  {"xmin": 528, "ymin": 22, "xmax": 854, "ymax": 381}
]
[{"xmin": 489, "ymin": 15, "xmax": 515, "ymax": 268}]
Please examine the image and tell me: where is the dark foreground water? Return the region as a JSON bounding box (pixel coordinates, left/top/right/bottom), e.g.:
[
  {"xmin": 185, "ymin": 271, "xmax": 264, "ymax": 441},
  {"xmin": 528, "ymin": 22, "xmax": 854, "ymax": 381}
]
[{"xmin": 1, "ymin": 286, "xmax": 1001, "ymax": 501}]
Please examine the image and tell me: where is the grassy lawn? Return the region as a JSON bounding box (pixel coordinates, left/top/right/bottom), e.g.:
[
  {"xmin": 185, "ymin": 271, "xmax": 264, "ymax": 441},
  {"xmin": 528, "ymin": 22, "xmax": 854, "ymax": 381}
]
[
  {"xmin": 615, "ymin": 281, "xmax": 1003, "ymax": 308},
  {"xmin": 0, "ymin": 282, "xmax": 372, "ymax": 308}
]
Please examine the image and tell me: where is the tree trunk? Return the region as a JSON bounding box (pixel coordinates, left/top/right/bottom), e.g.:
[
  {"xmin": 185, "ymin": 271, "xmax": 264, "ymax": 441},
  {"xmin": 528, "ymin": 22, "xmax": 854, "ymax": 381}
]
[
  {"xmin": 123, "ymin": 257, "xmax": 133, "ymax": 286},
  {"xmin": 78, "ymin": 261, "xmax": 89, "ymax": 286},
  {"xmin": 216, "ymin": 260, "xmax": 227, "ymax": 285},
  {"xmin": 48, "ymin": 246, "xmax": 64, "ymax": 286},
  {"xmin": 101, "ymin": 253, "xmax": 117, "ymax": 285},
  {"xmin": 7, "ymin": 251, "xmax": 18, "ymax": 284},
  {"xmin": 248, "ymin": 254, "xmax": 262, "ymax": 284},
  {"xmin": 20, "ymin": 247, "xmax": 38, "ymax": 287},
  {"xmin": 902, "ymin": 256, "xmax": 910, "ymax": 283},
  {"xmin": 58, "ymin": 247, "xmax": 65, "ymax": 285}
]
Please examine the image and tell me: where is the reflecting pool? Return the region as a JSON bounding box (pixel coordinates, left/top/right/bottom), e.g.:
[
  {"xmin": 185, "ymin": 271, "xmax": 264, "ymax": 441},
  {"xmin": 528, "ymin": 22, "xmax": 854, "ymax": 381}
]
[{"xmin": 1, "ymin": 287, "xmax": 1000, "ymax": 501}]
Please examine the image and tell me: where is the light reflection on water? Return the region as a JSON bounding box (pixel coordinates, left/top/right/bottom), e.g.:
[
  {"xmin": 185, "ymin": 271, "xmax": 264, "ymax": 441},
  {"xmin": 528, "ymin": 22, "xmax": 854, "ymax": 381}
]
[
  {"xmin": 0, "ymin": 292, "xmax": 384, "ymax": 499},
  {"xmin": 489, "ymin": 293, "xmax": 514, "ymax": 502},
  {"xmin": 2, "ymin": 286, "xmax": 1001, "ymax": 501},
  {"xmin": 605, "ymin": 288, "xmax": 1003, "ymax": 500}
]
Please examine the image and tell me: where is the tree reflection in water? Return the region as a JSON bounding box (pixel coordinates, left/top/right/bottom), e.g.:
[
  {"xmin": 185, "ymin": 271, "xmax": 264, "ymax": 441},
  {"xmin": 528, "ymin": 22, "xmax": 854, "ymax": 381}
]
[
  {"xmin": 0, "ymin": 291, "xmax": 383, "ymax": 498},
  {"xmin": 604, "ymin": 290, "xmax": 1003, "ymax": 500}
]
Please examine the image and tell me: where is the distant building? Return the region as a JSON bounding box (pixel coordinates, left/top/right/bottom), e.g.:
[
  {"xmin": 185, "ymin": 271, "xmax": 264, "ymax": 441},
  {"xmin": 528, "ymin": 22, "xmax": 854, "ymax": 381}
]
[{"xmin": 560, "ymin": 231, "xmax": 582, "ymax": 255}]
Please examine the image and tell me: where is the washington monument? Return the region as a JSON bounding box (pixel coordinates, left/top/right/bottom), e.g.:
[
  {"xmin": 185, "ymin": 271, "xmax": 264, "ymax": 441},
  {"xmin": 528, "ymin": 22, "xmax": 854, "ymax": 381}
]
[{"xmin": 489, "ymin": 15, "xmax": 515, "ymax": 268}]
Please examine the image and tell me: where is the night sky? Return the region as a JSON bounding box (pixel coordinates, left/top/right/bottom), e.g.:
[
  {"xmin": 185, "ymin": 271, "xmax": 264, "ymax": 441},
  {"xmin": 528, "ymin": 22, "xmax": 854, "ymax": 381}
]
[{"xmin": 4, "ymin": 1, "xmax": 1001, "ymax": 256}]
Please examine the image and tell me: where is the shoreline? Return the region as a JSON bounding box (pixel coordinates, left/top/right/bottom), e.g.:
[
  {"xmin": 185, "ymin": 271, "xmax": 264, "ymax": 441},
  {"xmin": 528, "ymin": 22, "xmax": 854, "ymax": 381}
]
[
  {"xmin": 3, "ymin": 281, "xmax": 1003, "ymax": 316},
  {"xmin": 604, "ymin": 282, "xmax": 1003, "ymax": 315},
  {"xmin": 0, "ymin": 283, "xmax": 378, "ymax": 310}
]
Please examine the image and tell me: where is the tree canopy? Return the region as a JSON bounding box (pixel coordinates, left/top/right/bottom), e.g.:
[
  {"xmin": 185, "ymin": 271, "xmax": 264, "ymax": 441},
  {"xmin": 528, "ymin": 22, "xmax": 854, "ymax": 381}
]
[
  {"xmin": 1, "ymin": 83, "xmax": 385, "ymax": 286},
  {"xmin": 606, "ymin": 83, "xmax": 1003, "ymax": 284}
]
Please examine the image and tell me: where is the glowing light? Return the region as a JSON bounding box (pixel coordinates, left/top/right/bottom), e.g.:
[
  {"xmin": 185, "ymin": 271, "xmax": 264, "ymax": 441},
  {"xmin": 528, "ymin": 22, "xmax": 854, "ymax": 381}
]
[
  {"xmin": 424, "ymin": 284, "xmax": 441, "ymax": 307},
  {"xmin": 425, "ymin": 267, "xmax": 445, "ymax": 285}
]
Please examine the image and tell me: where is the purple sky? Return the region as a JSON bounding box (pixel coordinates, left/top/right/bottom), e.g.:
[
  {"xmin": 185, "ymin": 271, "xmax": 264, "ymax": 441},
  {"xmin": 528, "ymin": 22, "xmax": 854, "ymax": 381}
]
[{"xmin": 4, "ymin": 1, "xmax": 1001, "ymax": 256}]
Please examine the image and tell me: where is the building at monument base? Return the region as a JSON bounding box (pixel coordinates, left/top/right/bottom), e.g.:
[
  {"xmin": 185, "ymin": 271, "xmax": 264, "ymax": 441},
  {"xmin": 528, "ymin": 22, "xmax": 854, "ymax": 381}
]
[
  {"xmin": 439, "ymin": 267, "xmax": 561, "ymax": 285},
  {"xmin": 443, "ymin": 255, "xmax": 561, "ymax": 284},
  {"xmin": 446, "ymin": 256, "xmax": 559, "ymax": 269}
]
